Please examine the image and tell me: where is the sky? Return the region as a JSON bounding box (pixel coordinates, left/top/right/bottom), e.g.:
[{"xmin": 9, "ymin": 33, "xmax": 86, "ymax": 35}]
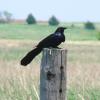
[{"xmin": 0, "ymin": 0, "xmax": 100, "ymax": 22}]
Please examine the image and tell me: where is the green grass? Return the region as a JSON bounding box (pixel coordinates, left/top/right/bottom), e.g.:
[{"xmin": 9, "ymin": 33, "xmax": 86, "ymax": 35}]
[
  {"xmin": 0, "ymin": 23, "xmax": 56, "ymax": 40},
  {"xmin": 68, "ymin": 87, "xmax": 100, "ymax": 100},
  {"xmin": 0, "ymin": 23, "xmax": 99, "ymax": 40}
]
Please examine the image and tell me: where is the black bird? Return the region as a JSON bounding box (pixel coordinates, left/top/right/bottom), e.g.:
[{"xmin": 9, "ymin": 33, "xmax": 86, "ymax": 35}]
[{"xmin": 20, "ymin": 27, "xmax": 67, "ymax": 66}]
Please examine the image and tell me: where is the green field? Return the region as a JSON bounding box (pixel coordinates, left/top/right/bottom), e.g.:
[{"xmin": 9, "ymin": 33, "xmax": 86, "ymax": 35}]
[
  {"xmin": 0, "ymin": 23, "xmax": 100, "ymax": 100},
  {"xmin": 0, "ymin": 23, "xmax": 99, "ymax": 41}
]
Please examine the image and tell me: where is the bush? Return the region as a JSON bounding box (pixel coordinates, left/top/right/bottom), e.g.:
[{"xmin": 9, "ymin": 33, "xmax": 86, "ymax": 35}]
[
  {"xmin": 84, "ymin": 21, "xmax": 95, "ymax": 30},
  {"xmin": 26, "ymin": 14, "xmax": 36, "ymax": 24},
  {"xmin": 48, "ymin": 16, "xmax": 59, "ymax": 26},
  {"xmin": 97, "ymin": 32, "xmax": 100, "ymax": 40},
  {"xmin": 0, "ymin": 18, "xmax": 6, "ymax": 24},
  {"xmin": 71, "ymin": 24, "xmax": 75, "ymax": 28}
]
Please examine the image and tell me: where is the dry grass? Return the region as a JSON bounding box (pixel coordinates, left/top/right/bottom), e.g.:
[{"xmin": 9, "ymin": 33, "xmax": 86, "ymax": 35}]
[
  {"xmin": 0, "ymin": 40, "xmax": 100, "ymax": 99},
  {"xmin": 66, "ymin": 43, "xmax": 100, "ymax": 88}
]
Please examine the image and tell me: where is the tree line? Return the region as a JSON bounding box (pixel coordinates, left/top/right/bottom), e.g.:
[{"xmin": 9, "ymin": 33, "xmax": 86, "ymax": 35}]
[
  {"xmin": 26, "ymin": 13, "xmax": 96, "ymax": 30},
  {"xmin": 0, "ymin": 11, "xmax": 96, "ymax": 30}
]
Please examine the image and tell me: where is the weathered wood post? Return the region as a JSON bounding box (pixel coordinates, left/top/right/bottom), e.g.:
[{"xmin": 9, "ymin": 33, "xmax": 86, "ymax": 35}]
[{"xmin": 40, "ymin": 48, "xmax": 67, "ymax": 100}]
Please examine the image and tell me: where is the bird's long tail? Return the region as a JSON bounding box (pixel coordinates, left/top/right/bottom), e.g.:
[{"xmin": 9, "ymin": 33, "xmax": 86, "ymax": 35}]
[{"xmin": 20, "ymin": 47, "xmax": 42, "ymax": 66}]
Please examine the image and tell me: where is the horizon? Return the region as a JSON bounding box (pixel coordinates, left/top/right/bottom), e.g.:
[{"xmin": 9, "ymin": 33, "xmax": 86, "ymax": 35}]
[{"xmin": 13, "ymin": 19, "xmax": 100, "ymax": 23}]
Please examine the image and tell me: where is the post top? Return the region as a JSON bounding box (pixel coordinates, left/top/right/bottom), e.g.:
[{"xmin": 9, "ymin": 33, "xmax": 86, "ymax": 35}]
[{"xmin": 43, "ymin": 48, "xmax": 67, "ymax": 52}]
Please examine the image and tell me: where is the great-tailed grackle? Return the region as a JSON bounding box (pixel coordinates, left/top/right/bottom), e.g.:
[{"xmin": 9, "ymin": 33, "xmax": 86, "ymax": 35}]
[{"xmin": 20, "ymin": 27, "xmax": 67, "ymax": 66}]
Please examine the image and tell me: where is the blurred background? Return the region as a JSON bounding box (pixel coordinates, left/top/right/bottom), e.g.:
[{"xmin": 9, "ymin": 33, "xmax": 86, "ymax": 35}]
[{"xmin": 0, "ymin": 0, "xmax": 100, "ymax": 100}]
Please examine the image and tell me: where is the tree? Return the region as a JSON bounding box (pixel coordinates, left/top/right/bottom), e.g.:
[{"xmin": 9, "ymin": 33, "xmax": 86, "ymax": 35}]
[
  {"xmin": 26, "ymin": 14, "xmax": 36, "ymax": 24},
  {"xmin": 3, "ymin": 11, "xmax": 12, "ymax": 23},
  {"xmin": 0, "ymin": 11, "xmax": 6, "ymax": 23},
  {"xmin": 48, "ymin": 16, "xmax": 59, "ymax": 26},
  {"xmin": 84, "ymin": 21, "xmax": 95, "ymax": 30}
]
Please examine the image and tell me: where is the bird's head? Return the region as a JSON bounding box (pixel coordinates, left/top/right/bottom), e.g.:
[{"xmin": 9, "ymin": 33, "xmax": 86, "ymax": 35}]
[{"xmin": 55, "ymin": 27, "xmax": 67, "ymax": 33}]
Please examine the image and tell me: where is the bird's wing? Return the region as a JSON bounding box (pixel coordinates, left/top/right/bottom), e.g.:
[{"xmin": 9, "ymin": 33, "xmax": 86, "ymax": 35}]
[{"xmin": 37, "ymin": 33, "xmax": 61, "ymax": 48}]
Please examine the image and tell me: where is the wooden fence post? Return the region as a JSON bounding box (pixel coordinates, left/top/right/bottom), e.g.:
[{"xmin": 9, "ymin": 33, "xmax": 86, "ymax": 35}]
[{"xmin": 40, "ymin": 48, "xmax": 67, "ymax": 100}]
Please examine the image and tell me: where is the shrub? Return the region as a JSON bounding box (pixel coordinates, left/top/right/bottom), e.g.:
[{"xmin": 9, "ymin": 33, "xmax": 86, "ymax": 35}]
[
  {"xmin": 48, "ymin": 16, "xmax": 59, "ymax": 26},
  {"xmin": 97, "ymin": 32, "xmax": 100, "ymax": 40},
  {"xmin": 71, "ymin": 24, "xmax": 75, "ymax": 28},
  {"xmin": 84, "ymin": 21, "xmax": 95, "ymax": 30},
  {"xmin": 26, "ymin": 14, "xmax": 36, "ymax": 24},
  {"xmin": 0, "ymin": 18, "xmax": 6, "ymax": 24}
]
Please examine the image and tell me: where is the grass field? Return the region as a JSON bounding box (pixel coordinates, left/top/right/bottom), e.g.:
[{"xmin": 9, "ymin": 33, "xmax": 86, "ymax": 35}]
[
  {"xmin": 0, "ymin": 23, "xmax": 99, "ymax": 41},
  {"xmin": 0, "ymin": 23, "xmax": 100, "ymax": 100}
]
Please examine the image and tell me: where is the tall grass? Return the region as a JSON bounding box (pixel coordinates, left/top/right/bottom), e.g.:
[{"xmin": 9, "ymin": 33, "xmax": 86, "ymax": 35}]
[
  {"xmin": 0, "ymin": 40, "xmax": 100, "ymax": 99},
  {"xmin": 0, "ymin": 23, "xmax": 100, "ymax": 99}
]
